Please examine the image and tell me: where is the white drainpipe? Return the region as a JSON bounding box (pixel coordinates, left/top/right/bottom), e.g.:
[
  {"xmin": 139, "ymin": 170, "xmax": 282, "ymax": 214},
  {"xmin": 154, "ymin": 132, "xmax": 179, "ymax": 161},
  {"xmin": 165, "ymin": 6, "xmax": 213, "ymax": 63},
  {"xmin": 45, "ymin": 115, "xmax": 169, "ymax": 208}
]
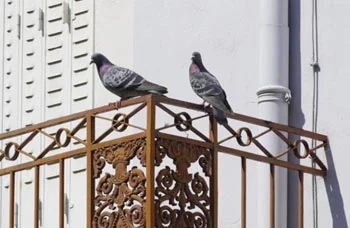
[{"xmin": 257, "ymin": 0, "xmax": 290, "ymax": 228}]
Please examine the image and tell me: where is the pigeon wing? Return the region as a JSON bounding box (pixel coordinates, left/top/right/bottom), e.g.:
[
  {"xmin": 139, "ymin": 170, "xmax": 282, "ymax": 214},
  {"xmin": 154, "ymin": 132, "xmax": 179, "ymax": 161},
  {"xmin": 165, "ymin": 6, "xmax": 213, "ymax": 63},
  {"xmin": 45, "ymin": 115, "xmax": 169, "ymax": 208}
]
[
  {"xmin": 190, "ymin": 71, "xmax": 223, "ymax": 97},
  {"xmin": 103, "ymin": 66, "xmax": 145, "ymax": 89},
  {"xmin": 190, "ymin": 71, "xmax": 233, "ymax": 113}
]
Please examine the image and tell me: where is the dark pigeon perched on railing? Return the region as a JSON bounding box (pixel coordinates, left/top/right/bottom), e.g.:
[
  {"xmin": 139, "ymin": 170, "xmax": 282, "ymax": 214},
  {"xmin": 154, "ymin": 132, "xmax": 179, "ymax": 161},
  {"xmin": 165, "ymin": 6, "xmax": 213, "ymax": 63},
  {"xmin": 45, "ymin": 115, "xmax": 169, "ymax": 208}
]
[
  {"xmin": 189, "ymin": 52, "xmax": 233, "ymax": 125},
  {"xmin": 90, "ymin": 53, "xmax": 168, "ymax": 108}
]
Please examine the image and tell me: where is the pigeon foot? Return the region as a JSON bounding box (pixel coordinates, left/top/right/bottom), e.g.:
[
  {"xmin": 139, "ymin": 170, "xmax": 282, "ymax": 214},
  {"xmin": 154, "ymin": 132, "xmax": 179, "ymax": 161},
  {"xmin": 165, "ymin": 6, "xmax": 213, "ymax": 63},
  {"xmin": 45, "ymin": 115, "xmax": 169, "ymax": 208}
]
[
  {"xmin": 202, "ymin": 101, "xmax": 211, "ymax": 109},
  {"xmin": 108, "ymin": 99, "xmax": 122, "ymax": 110}
]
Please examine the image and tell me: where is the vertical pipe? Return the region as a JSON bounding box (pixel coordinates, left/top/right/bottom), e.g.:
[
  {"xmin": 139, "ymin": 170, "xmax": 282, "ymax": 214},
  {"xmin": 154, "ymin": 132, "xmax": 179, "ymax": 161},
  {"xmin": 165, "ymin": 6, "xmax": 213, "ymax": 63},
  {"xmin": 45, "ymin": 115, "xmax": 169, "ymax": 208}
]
[
  {"xmin": 209, "ymin": 116, "xmax": 218, "ymax": 228},
  {"xmin": 9, "ymin": 172, "xmax": 15, "ymax": 228},
  {"xmin": 34, "ymin": 166, "xmax": 40, "ymax": 228},
  {"xmin": 59, "ymin": 159, "xmax": 64, "ymax": 228},
  {"xmin": 146, "ymin": 95, "xmax": 156, "ymax": 227},
  {"xmin": 241, "ymin": 157, "xmax": 246, "ymax": 228},
  {"xmin": 86, "ymin": 115, "xmax": 95, "ymax": 228},
  {"xmin": 298, "ymin": 171, "xmax": 304, "ymax": 228},
  {"xmin": 270, "ymin": 165, "xmax": 275, "ymax": 228},
  {"xmin": 257, "ymin": 0, "xmax": 290, "ymax": 227}
]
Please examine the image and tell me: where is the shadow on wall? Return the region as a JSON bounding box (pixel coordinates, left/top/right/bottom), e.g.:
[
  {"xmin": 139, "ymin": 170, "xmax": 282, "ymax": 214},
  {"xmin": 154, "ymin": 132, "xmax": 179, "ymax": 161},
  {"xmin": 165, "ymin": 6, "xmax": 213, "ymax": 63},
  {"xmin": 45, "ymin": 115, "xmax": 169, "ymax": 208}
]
[
  {"xmin": 324, "ymin": 145, "xmax": 348, "ymax": 228},
  {"xmin": 287, "ymin": 0, "xmax": 305, "ymax": 226},
  {"xmin": 288, "ymin": 0, "xmax": 305, "ymax": 129}
]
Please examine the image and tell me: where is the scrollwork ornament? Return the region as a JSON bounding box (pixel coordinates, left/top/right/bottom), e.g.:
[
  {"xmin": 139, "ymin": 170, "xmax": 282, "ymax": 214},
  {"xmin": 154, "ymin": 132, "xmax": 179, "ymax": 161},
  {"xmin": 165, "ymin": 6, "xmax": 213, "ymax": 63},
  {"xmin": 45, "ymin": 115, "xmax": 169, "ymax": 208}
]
[
  {"xmin": 93, "ymin": 138, "xmax": 146, "ymax": 228},
  {"xmin": 154, "ymin": 138, "xmax": 212, "ymax": 228}
]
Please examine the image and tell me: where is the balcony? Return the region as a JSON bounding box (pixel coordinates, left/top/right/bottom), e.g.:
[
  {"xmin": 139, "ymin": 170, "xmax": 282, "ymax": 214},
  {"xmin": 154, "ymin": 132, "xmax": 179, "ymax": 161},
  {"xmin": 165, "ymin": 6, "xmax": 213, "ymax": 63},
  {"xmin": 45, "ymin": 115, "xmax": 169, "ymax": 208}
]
[{"xmin": 0, "ymin": 95, "xmax": 328, "ymax": 228}]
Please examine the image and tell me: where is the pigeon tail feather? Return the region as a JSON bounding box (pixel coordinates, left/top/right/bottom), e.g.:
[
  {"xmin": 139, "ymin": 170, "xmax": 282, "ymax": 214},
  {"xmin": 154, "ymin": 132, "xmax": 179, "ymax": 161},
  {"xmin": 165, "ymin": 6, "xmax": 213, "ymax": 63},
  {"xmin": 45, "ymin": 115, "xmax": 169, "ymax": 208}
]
[
  {"xmin": 137, "ymin": 81, "xmax": 168, "ymax": 94},
  {"xmin": 213, "ymin": 107, "xmax": 228, "ymax": 125}
]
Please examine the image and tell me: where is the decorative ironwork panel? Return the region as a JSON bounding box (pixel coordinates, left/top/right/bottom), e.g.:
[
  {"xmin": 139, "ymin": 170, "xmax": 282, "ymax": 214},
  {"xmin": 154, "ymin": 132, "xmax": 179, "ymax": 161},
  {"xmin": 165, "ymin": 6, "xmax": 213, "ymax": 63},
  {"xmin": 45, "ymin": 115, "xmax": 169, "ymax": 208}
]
[
  {"xmin": 92, "ymin": 138, "xmax": 147, "ymax": 228},
  {"xmin": 154, "ymin": 138, "xmax": 213, "ymax": 228}
]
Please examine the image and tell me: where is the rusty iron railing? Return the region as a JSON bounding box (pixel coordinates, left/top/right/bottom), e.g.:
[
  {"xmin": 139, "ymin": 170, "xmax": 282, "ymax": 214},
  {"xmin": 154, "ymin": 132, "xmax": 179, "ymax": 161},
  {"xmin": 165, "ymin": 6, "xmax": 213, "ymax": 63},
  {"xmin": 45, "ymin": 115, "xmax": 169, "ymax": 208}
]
[{"xmin": 0, "ymin": 95, "xmax": 328, "ymax": 228}]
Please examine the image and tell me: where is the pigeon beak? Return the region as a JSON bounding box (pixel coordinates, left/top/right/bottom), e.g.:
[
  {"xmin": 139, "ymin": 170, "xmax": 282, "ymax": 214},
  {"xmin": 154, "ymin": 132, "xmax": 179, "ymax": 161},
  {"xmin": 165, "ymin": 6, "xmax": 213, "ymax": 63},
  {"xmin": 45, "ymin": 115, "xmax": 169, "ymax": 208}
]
[{"xmin": 89, "ymin": 60, "xmax": 94, "ymax": 65}]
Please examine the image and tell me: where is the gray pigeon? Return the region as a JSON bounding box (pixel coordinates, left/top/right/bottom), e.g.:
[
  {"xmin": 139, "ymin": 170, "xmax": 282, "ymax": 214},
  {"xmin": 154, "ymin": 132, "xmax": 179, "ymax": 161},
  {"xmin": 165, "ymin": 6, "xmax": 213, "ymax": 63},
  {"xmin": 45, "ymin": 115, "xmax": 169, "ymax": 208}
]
[
  {"xmin": 90, "ymin": 53, "xmax": 168, "ymax": 106},
  {"xmin": 189, "ymin": 52, "xmax": 233, "ymax": 125}
]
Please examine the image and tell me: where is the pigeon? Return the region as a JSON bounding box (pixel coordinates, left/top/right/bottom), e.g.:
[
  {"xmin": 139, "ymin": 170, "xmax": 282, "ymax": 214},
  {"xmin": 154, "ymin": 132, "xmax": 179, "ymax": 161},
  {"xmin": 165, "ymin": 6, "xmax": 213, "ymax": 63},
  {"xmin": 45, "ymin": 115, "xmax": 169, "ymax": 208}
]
[
  {"xmin": 189, "ymin": 52, "xmax": 233, "ymax": 125},
  {"xmin": 90, "ymin": 53, "xmax": 168, "ymax": 107}
]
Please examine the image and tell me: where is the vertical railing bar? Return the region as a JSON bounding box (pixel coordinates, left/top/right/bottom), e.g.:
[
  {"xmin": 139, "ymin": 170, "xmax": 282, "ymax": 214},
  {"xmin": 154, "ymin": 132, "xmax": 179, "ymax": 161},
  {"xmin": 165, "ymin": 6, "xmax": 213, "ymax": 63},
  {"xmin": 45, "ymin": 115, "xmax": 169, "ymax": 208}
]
[
  {"xmin": 86, "ymin": 115, "xmax": 95, "ymax": 228},
  {"xmin": 270, "ymin": 164, "xmax": 275, "ymax": 228},
  {"xmin": 241, "ymin": 157, "xmax": 246, "ymax": 228},
  {"xmin": 298, "ymin": 171, "xmax": 304, "ymax": 228},
  {"xmin": 209, "ymin": 116, "xmax": 218, "ymax": 228},
  {"xmin": 59, "ymin": 159, "xmax": 64, "ymax": 228},
  {"xmin": 9, "ymin": 171, "xmax": 15, "ymax": 228},
  {"xmin": 34, "ymin": 166, "xmax": 40, "ymax": 228},
  {"xmin": 146, "ymin": 96, "xmax": 156, "ymax": 227}
]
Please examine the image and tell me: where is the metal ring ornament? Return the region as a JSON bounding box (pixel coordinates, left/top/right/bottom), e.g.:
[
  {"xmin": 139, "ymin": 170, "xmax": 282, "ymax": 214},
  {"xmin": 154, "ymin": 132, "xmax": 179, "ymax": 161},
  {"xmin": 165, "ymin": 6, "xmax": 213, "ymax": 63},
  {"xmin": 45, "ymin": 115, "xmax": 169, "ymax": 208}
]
[
  {"xmin": 236, "ymin": 127, "xmax": 252, "ymax": 146},
  {"xmin": 4, "ymin": 142, "xmax": 20, "ymax": 161},
  {"xmin": 293, "ymin": 139, "xmax": 310, "ymax": 159},
  {"xmin": 55, "ymin": 128, "xmax": 71, "ymax": 147},
  {"xmin": 174, "ymin": 112, "xmax": 192, "ymax": 131},
  {"xmin": 112, "ymin": 113, "xmax": 129, "ymax": 132}
]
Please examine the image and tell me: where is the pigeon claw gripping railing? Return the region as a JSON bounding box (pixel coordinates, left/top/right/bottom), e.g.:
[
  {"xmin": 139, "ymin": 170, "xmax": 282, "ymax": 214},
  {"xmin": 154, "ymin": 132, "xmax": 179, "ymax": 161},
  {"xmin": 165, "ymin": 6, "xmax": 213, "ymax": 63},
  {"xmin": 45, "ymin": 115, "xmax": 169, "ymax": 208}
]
[{"xmin": 0, "ymin": 95, "xmax": 328, "ymax": 228}]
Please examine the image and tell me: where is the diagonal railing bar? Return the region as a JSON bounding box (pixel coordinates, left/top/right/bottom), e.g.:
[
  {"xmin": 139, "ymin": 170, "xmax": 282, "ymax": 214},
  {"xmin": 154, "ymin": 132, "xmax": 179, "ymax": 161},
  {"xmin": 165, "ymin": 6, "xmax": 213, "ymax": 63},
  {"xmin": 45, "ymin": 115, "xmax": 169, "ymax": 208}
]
[
  {"xmin": 156, "ymin": 112, "xmax": 209, "ymax": 132},
  {"xmin": 222, "ymin": 124, "xmax": 273, "ymax": 157},
  {"xmin": 70, "ymin": 118, "xmax": 87, "ymax": 135},
  {"xmin": 309, "ymin": 142, "xmax": 327, "ymax": 152},
  {"xmin": 16, "ymin": 149, "xmax": 36, "ymax": 160},
  {"xmin": 92, "ymin": 102, "xmax": 147, "ymax": 143},
  {"xmin": 253, "ymin": 128, "xmax": 273, "ymax": 139},
  {"xmin": 67, "ymin": 134, "xmax": 87, "ymax": 146},
  {"xmin": 36, "ymin": 129, "xmax": 56, "ymax": 141},
  {"xmin": 274, "ymin": 142, "xmax": 326, "ymax": 160},
  {"xmin": 0, "ymin": 145, "xmax": 37, "ymax": 161},
  {"xmin": 274, "ymin": 147, "xmax": 295, "ymax": 159},
  {"xmin": 218, "ymin": 134, "xmax": 237, "ymax": 145},
  {"xmin": 36, "ymin": 141, "xmax": 56, "ymax": 160},
  {"xmin": 156, "ymin": 103, "xmax": 211, "ymax": 142},
  {"xmin": 222, "ymin": 124, "xmax": 239, "ymax": 137},
  {"xmin": 34, "ymin": 119, "xmax": 88, "ymax": 159},
  {"xmin": 251, "ymin": 138, "xmax": 273, "ymax": 157},
  {"xmin": 309, "ymin": 151, "xmax": 327, "ymax": 171},
  {"xmin": 272, "ymin": 129, "xmax": 327, "ymax": 171},
  {"xmin": 93, "ymin": 114, "xmax": 146, "ymax": 132},
  {"xmin": 18, "ymin": 130, "xmax": 39, "ymax": 151},
  {"xmin": 272, "ymin": 129, "xmax": 291, "ymax": 145}
]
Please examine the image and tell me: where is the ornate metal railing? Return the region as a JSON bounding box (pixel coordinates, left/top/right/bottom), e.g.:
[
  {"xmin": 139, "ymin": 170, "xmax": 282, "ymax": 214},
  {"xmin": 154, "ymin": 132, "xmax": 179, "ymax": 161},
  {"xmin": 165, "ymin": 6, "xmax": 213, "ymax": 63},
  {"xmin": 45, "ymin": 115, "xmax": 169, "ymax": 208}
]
[{"xmin": 0, "ymin": 95, "xmax": 328, "ymax": 228}]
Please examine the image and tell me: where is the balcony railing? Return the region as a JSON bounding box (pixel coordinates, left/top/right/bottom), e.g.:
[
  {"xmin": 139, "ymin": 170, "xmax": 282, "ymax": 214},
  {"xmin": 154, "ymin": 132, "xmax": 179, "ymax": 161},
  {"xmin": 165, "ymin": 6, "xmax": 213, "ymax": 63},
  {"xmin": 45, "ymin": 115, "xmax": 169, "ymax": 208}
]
[{"xmin": 0, "ymin": 95, "xmax": 328, "ymax": 228}]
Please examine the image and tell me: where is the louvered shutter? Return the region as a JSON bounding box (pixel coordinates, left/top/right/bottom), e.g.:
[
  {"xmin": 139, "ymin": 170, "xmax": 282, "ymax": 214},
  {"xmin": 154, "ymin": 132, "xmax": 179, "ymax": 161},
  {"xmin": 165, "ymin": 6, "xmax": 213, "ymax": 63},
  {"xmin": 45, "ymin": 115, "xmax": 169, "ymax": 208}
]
[
  {"xmin": 19, "ymin": 0, "xmax": 45, "ymax": 227},
  {"xmin": 43, "ymin": 1, "xmax": 71, "ymax": 227},
  {"xmin": 1, "ymin": 0, "xmax": 21, "ymax": 226},
  {"xmin": 68, "ymin": 1, "xmax": 94, "ymax": 227}
]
